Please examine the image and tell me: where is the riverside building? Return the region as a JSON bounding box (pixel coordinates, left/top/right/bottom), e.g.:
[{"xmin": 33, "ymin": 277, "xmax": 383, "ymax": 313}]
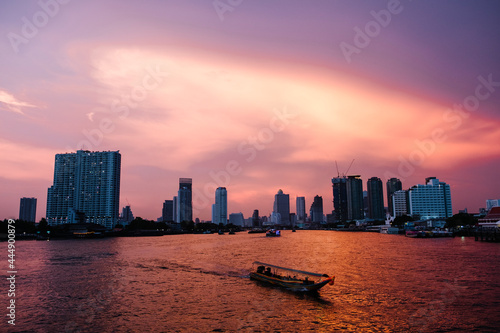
[
  {"xmin": 46, "ymin": 150, "xmax": 121, "ymax": 229},
  {"xmin": 408, "ymin": 177, "xmax": 452, "ymax": 220}
]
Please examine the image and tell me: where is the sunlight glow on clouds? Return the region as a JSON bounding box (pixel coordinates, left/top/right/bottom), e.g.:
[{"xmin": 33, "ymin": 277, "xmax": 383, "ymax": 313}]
[{"xmin": 0, "ymin": 89, "xmax": 36, "ymax": 114}]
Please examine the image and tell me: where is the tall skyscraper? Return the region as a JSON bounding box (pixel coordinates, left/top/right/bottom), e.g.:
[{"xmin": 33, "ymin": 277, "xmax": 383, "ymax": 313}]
[
  {"xmin": 367, "ymin": 177, "xmax": 385, "ymax": 220},
  {"xmin": 162, "ymin": 200, "xmax": 173, "ymax": 222},
  {"xmin": 273, "ymin": 189, "xmax": 290, "ymax": 226},
  {"xmin": 408, "ymin": 177, "xmax": 452, "ymax": 219},
  {"xmin": 120, "ymin": 205, "xmax": 134, "ymax": 224},
  {"xmin": 386, "ymin": 178, "xmax": 402, "ymax": 217},
  {"xmin": 252, "ymin": 209, "xmax": 260, "ymax": 227},
  {"xmin": 19, "ymin": 197, "xmax": 37, "ymax": 222},
  {"xmin": 173, "ymin": 196, "xmax": 178, "ymax": 223},
  {"xmin": 347, "ymin": 175, "xmax": 364, "ymax": 220},
  {"xmin": 177, "ymin": 178, "xmax": 192, "ymax": 222},
  {"xmin": 310, "ymin": 195, "xmax": 324, "ymax": 223},
  {"xmin": 296, "ymin": 197, "xmax": 306, "ymax": 222},
  {"xmin": 213, "ymin": 187, "xmax": 227, "ymax": 225},
  {"xmin": 332, "ymin": 177, "xmax": 348, "ymax": 222},
  {"xmin": 46, "ymin": 150, "xmax": 121, "ymax": 229}
]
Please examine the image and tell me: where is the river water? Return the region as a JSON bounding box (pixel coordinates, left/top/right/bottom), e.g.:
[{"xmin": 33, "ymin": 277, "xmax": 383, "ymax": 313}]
[{"xmin": 8, "ymin": 231, "xmax": 500, "ymax": 332}]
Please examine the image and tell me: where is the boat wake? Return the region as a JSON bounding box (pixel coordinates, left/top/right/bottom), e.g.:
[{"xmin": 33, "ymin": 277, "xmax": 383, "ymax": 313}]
[{"xmin": 145, "ymin": 260, "xmax": 249, "ymax": 279}]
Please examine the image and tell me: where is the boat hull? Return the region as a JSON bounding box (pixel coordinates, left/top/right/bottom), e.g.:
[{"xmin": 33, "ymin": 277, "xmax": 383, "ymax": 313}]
[{"xmin": 250, "ymin": 272, "xmax": 332, "ymax": 292}]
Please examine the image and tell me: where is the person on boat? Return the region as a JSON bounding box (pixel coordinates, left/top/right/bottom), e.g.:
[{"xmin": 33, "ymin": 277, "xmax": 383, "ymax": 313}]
[
  {"xmin": 265, "ymin": 267, "xmax": 272, "ymax": 276},
  {"xmin": 257, "ymin": 265, "xmax": 265, "ymax": 274}
]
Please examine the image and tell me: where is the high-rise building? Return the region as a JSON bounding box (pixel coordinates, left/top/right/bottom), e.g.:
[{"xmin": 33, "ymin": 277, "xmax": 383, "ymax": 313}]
[
  {"xmin": 173, "ymin": 196, "xmax": 178, "ymax": 222},
  {"xmin": 273, "ymin": 189, "xmax": 290, "ymax": 226},
  {"xmin": 119, "ymin": 205, "xmax": 134, "ymax": 225},
  {"xmin": 347, "ymin": 176, "xmax": 364, "ymax": 220},
  {"xmin": 212, "ymin": 187, "xmax": 227, "ymax": 225},
  {"xmin": 332, "ymin": 177, "xmax": 348, "ymax": 222},
  {"xmin": 296, "ymin": 197, "xmax": 306, "ymax": 222},
  {"xmin": 386, "ymin": 178, "xmax": 402, "ymax": 216},
  {"xmin": 162, "ymin": 200, "xmax": 173, "ymax": 222},
  {"xmin": 408, "ymin": 177, "xmax": 452, "ymax": 220},
  {"xmin": 392, "ymin": 190, "xmax": 409, "ymax": 217},
  {"xmin": 177, "ymin": 178, "xmax": 192, "ymax": 222},
  {"xmin": 367, "ymin": 177, "xmax": 385, "ymax": 220},
  {"xmin": 252, "ymin": 209, "xmax": 260, "ymax": 227},
  {"xmin": 19, "ymin": 197, "xmax": 37, "ymax": 222},
  {"xmin": 46, "ymin": 150, "xmax": 121, "ymax": 229},
  {"xmin": 310, "ymin": 195, "xmax": 324, "ymax": 223}
]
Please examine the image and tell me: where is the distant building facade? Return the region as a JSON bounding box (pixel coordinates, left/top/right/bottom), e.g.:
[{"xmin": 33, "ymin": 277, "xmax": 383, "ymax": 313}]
[
  {"xmin": 212, "ymin": 187, "xmax": 227, "ymax": 225},
  {"xmin": 347, "ymin": 176, "xmax": 364, "ymax": 220},
  {"xmin": 229, "ymin": 212, "xmax": 244, "ymax": 227},
  {"xmin": 19, "ymin": 197, "xmax": 37, "ymax": 222},
  {"xmin": 120, "ymin": 205, "xmax": 134, "ymax": 225},
  {"xmin": 408, "ymin": 177, "xmax": 452, "ymax": 220},
  {"xmin": 392, "ymin": 190, "xmax": 409, "ymax": 217},
  {"xmin": 332, "ymin": 177, "xmax": 348, "ymax": 222},
  {"xmin": 273, "ymin": 189, "xmax": 290, "ymax": 226},
  {"xmin": 177, "ymin": 178, "xmax": 192, "ymax": 222},
  {"xmin": 367, "ymin": 177, "xmax": 385, "ymax": 220},
  {"xmin": 252, "ymin": 209, "xmax": 260, "ymax": 227},
  {"xmin": 486, "ymin": 199, "xmax": 500, "ymax": 212},
  {"xmin": 386, "ymin": 178, "xmax": 402, "ymax": 217},
  {"xmin": 162, "ymin": 200, "xmax": 173, "ymax": 222},
  {"xmin": 173, "ymin": 196, "xmax": 178, "ymax": 222},
  {"xmin": 46, "ymin": 150, "xmax": 121, "ymax": 229},
  {"xmin": 310, "ymin": 195, "xmax": 324, "ymax": 223},
  {"xmin": 296, "ymin": 196, "xmax": 306, "ymax": 222}
]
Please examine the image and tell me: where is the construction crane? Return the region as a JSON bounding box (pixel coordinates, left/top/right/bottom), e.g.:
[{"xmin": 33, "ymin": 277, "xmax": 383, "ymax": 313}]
[{"xmin": 335, "ymin": 159, "xmax": 355, "ymax": 178}]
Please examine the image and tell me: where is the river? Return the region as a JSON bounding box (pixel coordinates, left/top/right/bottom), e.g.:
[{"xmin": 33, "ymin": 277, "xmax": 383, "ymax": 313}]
[{"xmin": 8, "ymin": 231, "xmax": 500, "ymax": 332}]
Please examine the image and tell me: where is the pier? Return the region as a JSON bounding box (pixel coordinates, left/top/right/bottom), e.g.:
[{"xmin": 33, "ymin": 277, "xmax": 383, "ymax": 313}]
[{"xmin": 475, "ymin": 228, "xmax": 500, "ymax": 242}]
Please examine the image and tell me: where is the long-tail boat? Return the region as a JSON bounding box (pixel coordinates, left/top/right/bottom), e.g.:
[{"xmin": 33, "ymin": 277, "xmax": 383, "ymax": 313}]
[{"xmin": 250, "ymin": 261, "xmax": 334, "ymax": 292}]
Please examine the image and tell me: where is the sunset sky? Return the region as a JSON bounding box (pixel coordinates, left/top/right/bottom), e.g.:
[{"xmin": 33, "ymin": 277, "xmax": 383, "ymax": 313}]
[{"xmin": 1, "ymin": 0, "xmax": 500, "ymax": 222}]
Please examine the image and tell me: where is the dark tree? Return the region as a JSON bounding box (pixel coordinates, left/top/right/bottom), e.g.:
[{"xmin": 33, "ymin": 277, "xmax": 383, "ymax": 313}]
[
  {"xmin": 446, "ymin": 213, "xmax": 477, "ymax": 228},
  {"xmin": 392, "ymin": 215, "xmax": 414, "ymax": 227}
]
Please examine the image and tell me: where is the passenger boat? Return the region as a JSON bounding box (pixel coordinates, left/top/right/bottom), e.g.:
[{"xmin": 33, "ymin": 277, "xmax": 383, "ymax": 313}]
[
  {"xmin": 266, "ymin": 229, "xmax": 281, "ymax": 237},
  {"xmin": 250, "ymin": 261, "xmax": 334, "ymax": 292}
]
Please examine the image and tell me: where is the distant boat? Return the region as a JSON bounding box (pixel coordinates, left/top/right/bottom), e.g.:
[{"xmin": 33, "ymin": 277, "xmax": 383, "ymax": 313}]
[
  {"xmin": 266, "ymin": 229, "xmax": 281, "ymax": 237},
  {"xmin": 228, "ymin": 230, "xmax": 235, "ymax": 235},
  {"xmin": 405, "ymin": 230, "xmax": 419, "ymax": 238},
  {"xmin": 250, "ymin": 261, "xmax": 334, "ymax": 292},
  {"xmin": 248, "ymin": 228, "xmax": 266, "ymax": 234},
  {"xmin": 218, "ymin": 230, "xmax": 224, "ymax": 235}
]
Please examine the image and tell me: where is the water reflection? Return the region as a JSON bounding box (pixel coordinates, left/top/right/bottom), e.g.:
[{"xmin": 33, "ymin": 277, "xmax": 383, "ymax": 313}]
[{"xmin": 14, "ymin": 231, "xmax": 500, "ymax": 332}]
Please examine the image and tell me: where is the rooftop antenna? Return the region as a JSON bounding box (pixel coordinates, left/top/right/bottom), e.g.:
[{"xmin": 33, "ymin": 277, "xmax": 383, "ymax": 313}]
[{"xmin": 335, "ymin": 161, "xmax": 340, "ymax": 178}]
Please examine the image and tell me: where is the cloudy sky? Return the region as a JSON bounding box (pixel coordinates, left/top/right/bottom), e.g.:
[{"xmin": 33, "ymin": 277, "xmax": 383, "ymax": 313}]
[{"xmin": 1, "ymin": 0, "xmax": 500, "ymax": 221}]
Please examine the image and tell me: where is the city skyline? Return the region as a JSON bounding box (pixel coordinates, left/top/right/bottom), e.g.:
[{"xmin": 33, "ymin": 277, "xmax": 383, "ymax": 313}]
[{"xmin": 1, "ymin": 1, "xmax": 500, "ymax": 221}]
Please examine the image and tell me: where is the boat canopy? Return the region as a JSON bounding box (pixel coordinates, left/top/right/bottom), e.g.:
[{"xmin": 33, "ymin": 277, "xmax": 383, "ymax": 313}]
[{"xmin": 252, "ymin": 261, "xmax": 326, "ymax": 278}]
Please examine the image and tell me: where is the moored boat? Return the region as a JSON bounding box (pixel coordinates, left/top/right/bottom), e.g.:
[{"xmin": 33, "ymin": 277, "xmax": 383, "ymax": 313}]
[
  {"xmin": 250, "ymin": 261, "xmax": 334, "ymax": 292},
  {"xmin": 266, "ymin": 229, "xmax": 281, "ymax": 237}
]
